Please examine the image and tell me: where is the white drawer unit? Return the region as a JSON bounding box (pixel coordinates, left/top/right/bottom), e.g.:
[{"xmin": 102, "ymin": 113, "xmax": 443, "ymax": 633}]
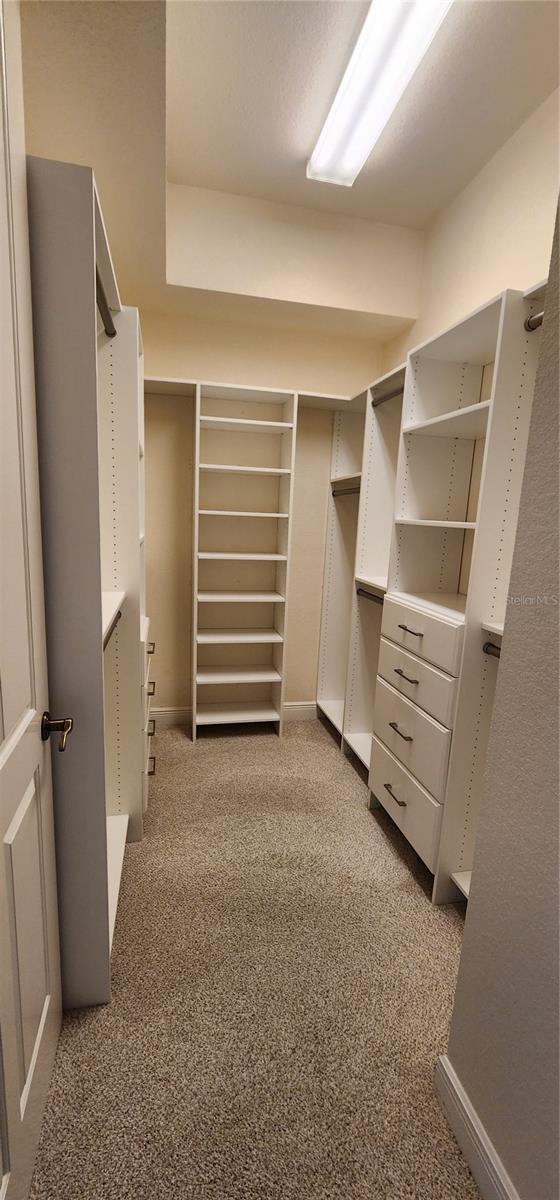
[
  {"xmin": 373, "ymin": 677, "xmax": 451, "ymax": 802},
  {"xmin": 369, "ymin": 736, "xmax": 443, "ymax": 872},
  {"xmin": 378, "ymin": 637, "xmax": 458, "ymax": 728},
  {"xmin": 382, "ymin": 596, "xmax": 464, "ymax": 676}
]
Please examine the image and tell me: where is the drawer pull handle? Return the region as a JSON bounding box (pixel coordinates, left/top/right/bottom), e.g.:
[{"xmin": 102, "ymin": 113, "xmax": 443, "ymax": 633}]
[
  {"xmin": 394, "ymin": 667, "xmax": 419, "ymax": 685},
  {"xmin": 398, "ymin": 623, "xmax": 423, "ymax": 638},
  {"xmin": 147, "ymin": 755, "xmax": 156, "ymax": 777},
  {"xmin": 147, "ymin": 641, "xmax": 156, "ymax": 655},
  {"xmin": 147, "ymin": 718, "xmax": 156, "ymax": 736},
  {"xmin": 147, "ymin": 680, "xmax": 156, "ymax": 697},
  {"xmin": 389, "ymin": 720, "xmax": 413, "ymax": 743},
  {"xmin": 384, "ymin": 782, "xmax": 406, "ymax": 808}
]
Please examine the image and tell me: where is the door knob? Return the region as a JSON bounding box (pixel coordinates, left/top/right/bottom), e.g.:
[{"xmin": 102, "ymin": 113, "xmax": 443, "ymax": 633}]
[{"xmin": 41, "ymin": 712, "xmax": 74, "ymax": 752}]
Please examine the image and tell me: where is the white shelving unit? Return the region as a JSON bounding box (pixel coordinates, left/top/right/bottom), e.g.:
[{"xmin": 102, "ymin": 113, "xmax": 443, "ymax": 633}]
[
  {"xmin": 192, "ymin": 383, "xmax": 298, "ymax": 737},
  {"xmin": 317, "ymin": 410, "xmax": 365, "ymax": 737},
  {"xmin": 363, "ymin": 291, "xmax": 541, "ymax": 902},
  {"xmin": 28, "ymin": 157, "xmax": 148, "ymax": 1006},
  {"xmin": 341, "ymin": 367, "xmax": 405, "ymax": 770}
]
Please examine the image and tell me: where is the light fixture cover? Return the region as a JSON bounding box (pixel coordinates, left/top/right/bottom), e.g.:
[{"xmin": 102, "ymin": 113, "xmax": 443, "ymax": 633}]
[{"xmin": 307, "ymin": 0, "xmax": 454, "ymax": 187}]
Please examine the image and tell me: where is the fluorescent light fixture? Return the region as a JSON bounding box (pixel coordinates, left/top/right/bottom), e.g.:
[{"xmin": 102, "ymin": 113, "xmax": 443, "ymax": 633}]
[{"xmin": 307, "ymin": 0, "xmax": 454, "ymax": 187}]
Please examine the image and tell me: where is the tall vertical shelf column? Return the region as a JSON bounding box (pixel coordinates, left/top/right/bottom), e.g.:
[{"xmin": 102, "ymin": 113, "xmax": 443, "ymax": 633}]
[
  {"xmin": 342, "ymin": 368, "xmax": 405, "ymax": 770},
  {"xmin": 316, "ymin": 410, "xmax": 365, "ymax": 737},
  {"xmin": 192, "ymin": 384, "xmax": 298, "ymax": 736},
  {"xmin": 27, "ymin": 157, "xmax": 147, "ymax": 1006}
]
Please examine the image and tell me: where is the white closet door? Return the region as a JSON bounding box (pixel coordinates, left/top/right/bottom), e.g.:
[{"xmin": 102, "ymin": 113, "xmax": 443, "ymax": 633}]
[{"xmin": 0, "ymin": 2, "xmax": 61, "ymax": 1195}]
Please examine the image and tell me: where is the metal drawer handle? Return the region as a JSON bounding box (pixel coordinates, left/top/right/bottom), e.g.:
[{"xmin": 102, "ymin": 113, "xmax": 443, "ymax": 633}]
[
  {"xmin": 147, "ymin": 641, "xmax": 156, "ymax": 655},
  {"xmin": 398, "ymin": 623, "xmax": 423, "ymax": 637},
  {"xmin": 389, "ymin": 720, "xmax": 413, "ymax": 743},
  {"xmin": 394, "ymin": 667, "xmax": 419, "ymax": 685},
  {"xmin": 147, "ymin": 718, "xmax": 156, "ymax": 736},
  {"xmin": 147, "ymin": 755, "xmax": 156, "ymax": 777},
  {"xmin": 147, "ymin": 680, "xmax": 156, "ymax": 697},
  {"xmin": 384, "ymin": 782, "xmax": 406, "ymax": 808}
]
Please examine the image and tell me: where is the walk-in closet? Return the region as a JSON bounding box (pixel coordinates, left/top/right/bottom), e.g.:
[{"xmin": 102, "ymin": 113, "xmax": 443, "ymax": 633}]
[{"xmin": 2, "ymin": 3, "xmax": 558, "ymax": 1200}]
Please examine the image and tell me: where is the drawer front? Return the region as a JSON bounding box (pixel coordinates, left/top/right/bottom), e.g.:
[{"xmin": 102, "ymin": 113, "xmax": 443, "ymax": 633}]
[
  {"xmin": 369, "ymin": 736, "xmax": 442, "ymax": 872},
  {"xmin": 382, "ymin": 597, "xmax": 464, "ymax": 676},
  {"xmin": 373, "ymin": 678, "xmax": 451, "ymax": 802},
  {"xmin": 378, "ymin": 638, "xmax": 457, "ymax": 728}
]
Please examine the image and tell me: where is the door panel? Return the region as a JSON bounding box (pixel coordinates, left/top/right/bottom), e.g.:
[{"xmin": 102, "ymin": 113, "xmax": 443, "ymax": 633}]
[{"xmin": 0, "ymin": 2, "xmax": 62, "ymax": 1197}]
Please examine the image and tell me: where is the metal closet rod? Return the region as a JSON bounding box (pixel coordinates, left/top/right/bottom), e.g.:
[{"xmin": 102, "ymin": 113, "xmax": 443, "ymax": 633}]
[
  {"xmin": 372, "ymin": 385, "xmax": 404, "ymax": 408},
  {"xmin": 357, "ymin": 587, "xmax": 384, "ymax": 606},
  {"xmin": 524, "ymin": 310, "xmax": 544, "ymax": 332},
  {"xmin": 483, "ymin": 640, "xmax": 501, "ymax": 659},
  {"xmin": 332, "ymin": 484, "xmax": 360, "ymax": 497},
  {"xmin": 96, "ymin": 268, "xmax": 117, "ymax": 339}
]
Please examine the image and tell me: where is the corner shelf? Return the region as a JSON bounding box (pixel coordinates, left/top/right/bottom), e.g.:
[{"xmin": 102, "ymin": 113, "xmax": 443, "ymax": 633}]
[{"xmin": 403, "ymin": 401, "xmax": 490, "ymax": 440}]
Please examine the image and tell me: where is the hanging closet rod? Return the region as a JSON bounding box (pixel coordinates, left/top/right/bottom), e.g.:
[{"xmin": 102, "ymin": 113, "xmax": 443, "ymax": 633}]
[
  {"xmin": 357, "ymin": 587, "xmax": 384, "ymax": 606},
  {"xmin": 103, "ymin": 608, "xmax": 122, "ymax": 650},
  {"xmin": 96, "ymin": 268, "xmax": 117, "ymax": 339},
  {"xmin": 524, "ymin": 310, "xmax": 544, "ymax": 332},
  {"xmin": 372, "ymin": 385, "xmax": 404, "ymax": 408},
  {"xmin": 482, "ymin": 641, "xmax": 501, "ymax": 659},
  {"xmin": 332, "ymin": 484, "xmax": 360, "ymax": 497}
]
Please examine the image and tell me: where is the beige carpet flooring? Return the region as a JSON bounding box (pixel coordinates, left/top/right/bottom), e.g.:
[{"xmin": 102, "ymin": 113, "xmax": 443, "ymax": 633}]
[{"xmin": 30, "ymin": 720, "xmax": 480, "ymax": 1200}]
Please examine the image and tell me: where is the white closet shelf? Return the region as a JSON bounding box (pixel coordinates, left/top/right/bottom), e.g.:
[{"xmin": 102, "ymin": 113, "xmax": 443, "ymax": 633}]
[
  {"xmin": 344, "ymin": 731, "xmax": 372, "ymax": 769},
  {"xmin": 390, "ymin": 590, "xmax": 467, "ymax": 622},
  {"xmin": 403, "ymin": 401, "xmax": 490, "ymax": 440},
  {"xmin": 199, "ymin": 509, "xmax": 289, "ymax": 519},
  {"xmin": 197, "ymin": 628, "xmax": 283, "ymax": 645},
  {"xmin": 395, "ymin": 518, "xmax": 477, "ymax": 530},
  {"xmin": 200, "ymin": 416, "xmax": 293, "ymax": 434},
  {"xmin": 102, "ymin": 590, "xmax": 126, "ymax": 644},
  {"xmin": 196, "ymin": 701, "xmax": 280, "ymax": 726},
  {"xmin": 198, "ymin": 552, "xmax": 287, "ymax": 562},
  {"xmin": 451, "ymin": 870, "xmax": 471, "ymax": 899},
  {"xmin": 106, "ymin": 814, "xmax": 129, "ymax": 951},
  {"xmin": 481, "ymin": 618, "xmax": 504, "ymax": 638},
  {"xmin": 197, "ymin": 666, "xmax": 281, "ymax": 685},
  {"xmin": 199, "ymin": 463, "xmax": 290, "ymax": 476},
  {"xmin": 317, "ymin": 698, "xmax": 345, "ymax": 734},
  {"xmin": 197, "ymin": 591, "xmax": 285, "ymax": 604},
  {"xmin": 355, "ymin": 574, "xmax": 388, "ymax": 595},
  {"xmin": 331, "ymin": 472, "xmax": 361, "ymax": 487}
]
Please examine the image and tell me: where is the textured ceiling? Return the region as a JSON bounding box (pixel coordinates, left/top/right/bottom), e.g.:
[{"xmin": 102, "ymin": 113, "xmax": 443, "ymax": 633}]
[{"xmin": 167, "ymin": 0, "xmax": 559, "ymax": 228}]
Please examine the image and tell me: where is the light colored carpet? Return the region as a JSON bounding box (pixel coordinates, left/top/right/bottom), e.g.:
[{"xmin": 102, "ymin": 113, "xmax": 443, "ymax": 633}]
[{"xmin": 30, "ymin": 720, "xmax": 479, "ymax": 1200}]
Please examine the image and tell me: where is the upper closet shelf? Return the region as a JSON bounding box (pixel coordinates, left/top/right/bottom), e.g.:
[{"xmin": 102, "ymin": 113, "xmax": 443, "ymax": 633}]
[
  {"xmin": 198, "ymin": 552, "xmax": 287, "ymax": 561},
  {"xmin": 199, "ymin": 509, "xmax": 289, "ymax": 519},
  {"xmin": 403, "ymin": 401, "xmax": 490, "ymax": 440},
  {"xmin": 200, "ymin": 463, "xmax": 290, "ymax": 476},
  {"xmin": 197, "ymin": 591, "xmax": 285, "ymax": 603},
  {"xmin": 102, "ymin": 590, "xmax": 126, "ymax": 646},
  {"xmin": 331, "ymin": 472, "xmax": 361, "ymax": 496},
  {"xmin": 395, "ymin": 519, "xmax": 477, "ymax": 530},
  {"xmin": 355, "ymin": 574, "xmax": 388, "ymax": 596},
  {"xmin": 200, "ymin": 416, "xmax": 293, "ymax": 434}
]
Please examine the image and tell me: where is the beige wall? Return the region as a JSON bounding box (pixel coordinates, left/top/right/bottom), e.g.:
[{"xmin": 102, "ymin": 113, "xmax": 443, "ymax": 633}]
[
  {"xmin": 383, "ymin": 89, "xmax": 559, "ymax": 370},
  {"xmin": 167, "ymin": 182, "xmax": 424, "ymax": 320}
]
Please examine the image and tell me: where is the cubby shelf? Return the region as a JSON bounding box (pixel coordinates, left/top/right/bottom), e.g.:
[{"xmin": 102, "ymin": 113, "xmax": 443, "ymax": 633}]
[
  {"xmin": 395, "ymin": 518, "xmax": 477, "ymax": 530},
  {"xmin": 196, "ymin": 666, "xmax": 281, "ymax": 685},
  {"xmin": 199, "ymin": 509, "xmax": 289, "ymax": 518},
  {"xmin": 200, "ymin": 463, "xmax": 290, "ymax": 476},
  {"xmin": 200, "ymin": 416, "xmax": 293, "ymax": 434},
  {"xmin": 196, "ymin": 701, "xmax": 280, "ymax": 726},
  {"xmin": 451, "ymin": 870, "xmax": 471, "ymax": 899},
  {"xmin": 198, "ymin": 552, "xmax": 287, "ymax": 561},
  {"xmin": 197, "ymin": 591, "xmax": 285, "ymax": 603},
  {"xmin": 403, "ymin": 401, "xmax": 490, "ymax": 440},
  {"xmin": 197, "ymin": 628, "xmax": 283, "ymax": 645},
  {"xmin": 343, "ymin": 731, "xmax": 372, "ymax": 769},
  {"xmin": 317, "ymin": 698, "xmax": 345, "ymax": 734},
  {"xmin": 102, "ymin": 590, "xmax": 126, "ymax": 645}
]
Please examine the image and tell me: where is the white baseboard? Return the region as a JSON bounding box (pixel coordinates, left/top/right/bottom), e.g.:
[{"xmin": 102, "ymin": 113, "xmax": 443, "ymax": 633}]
[
  {"xmin": 282, "ymin": 702, "xmax": 318, "ymax": 722},
  {"xmin": 152, "ymin": 702, "xmax": 318, "ymax": 730},
  {"xmin": 435, "ymin": 1056, "xmax": 521, "ymax": 1200}
]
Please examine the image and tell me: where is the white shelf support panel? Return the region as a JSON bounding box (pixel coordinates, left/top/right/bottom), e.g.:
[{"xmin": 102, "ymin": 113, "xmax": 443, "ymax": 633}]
[
  {"xmin": 193, "ymin": 383, "xmax": 298, "ymax": 738},
  {"xmin": 106, "ymin": 815, "xmax": 129, "ymax": 950}
]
